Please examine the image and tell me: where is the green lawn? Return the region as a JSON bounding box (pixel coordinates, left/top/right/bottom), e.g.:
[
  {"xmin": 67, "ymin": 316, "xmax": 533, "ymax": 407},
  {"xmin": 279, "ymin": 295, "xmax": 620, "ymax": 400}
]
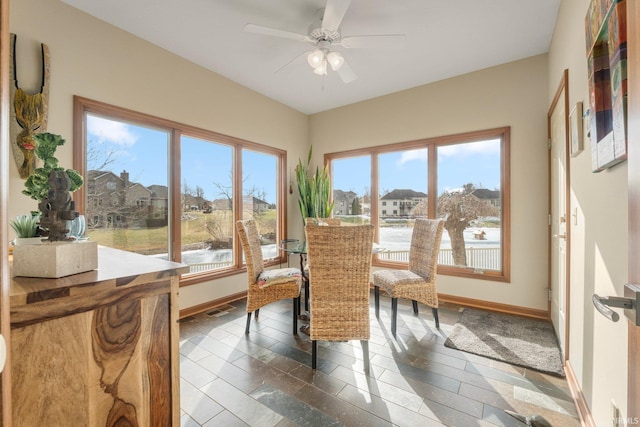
[{"xmin": 88, "ymin": 210, "xmax": 277, "ymax": 255}]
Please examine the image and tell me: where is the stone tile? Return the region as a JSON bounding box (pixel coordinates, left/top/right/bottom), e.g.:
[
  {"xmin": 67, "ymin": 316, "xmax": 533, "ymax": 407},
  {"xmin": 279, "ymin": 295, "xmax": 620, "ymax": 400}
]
[
  {"xmin": 180, "ymin": 378, "xmax": 224, "ymax": 425},
  {"xmin": 200, "ymin": 354, "xmax": 267, "ymax": 394},
  {"xmin": 191, "ymin": 335, "xmax": 247, "ymax": 362},
  {"xmin": 202, "ymin": 410, "xmax": 250, "ymax": 427},
  {"xmin": 378, "ymin": 368, "xmax": 484, "ymax": 418},
  {"xmin": 180, "ymin": 356, "xmax": 218, "ymax": 388},
  {"xmin": 513, "ymin": 386, "xmax": 578, "ymax": 417},
  {"xmin": 418, "ymin": 399, "xmax": 497, "ymax": 427},
  {"xmin": 267, "ymin": 353, "xmax": 306, "ymax": 374},
  {"xmin": 180, "ymin": 412, "xmax": 200, "ymax": 427},
  {"xmin": 292, "ymin": 384, "xmax": 391, "ymax": 427},
  {"xmin": 251, "ymin": 383, "xmax": 341, "ymax": 426},
  {"xmin": 337, "ymin": 383, "xmax": 447, "ymax": 426},
  {"xmin": 179, "ymin": 297, "xmax": 580, "ymax": 427},
  {"xmin": 201, "ymin": 378, "xmax": 284, "ymax": 426},
  {"xmin": 180, "ymin": 337, "xmax": 213, "ymax": 361},
  {"xmin": 288, "ymin": 364, "xmax": 348, "ymax": 396},
  {"xmin": 483, "ymin": 403, "xmax": 581, "ymax": 427},
  {"xmin": 375, "ymin": 354, "xmax": 461, "ymax": 393}
]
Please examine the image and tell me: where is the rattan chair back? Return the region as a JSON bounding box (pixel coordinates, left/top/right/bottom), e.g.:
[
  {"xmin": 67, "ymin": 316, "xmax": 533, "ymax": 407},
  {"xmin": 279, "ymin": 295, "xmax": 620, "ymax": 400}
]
[{"xmin": 305, "ymin": 223, "xmax": 374, "ymax": 342}]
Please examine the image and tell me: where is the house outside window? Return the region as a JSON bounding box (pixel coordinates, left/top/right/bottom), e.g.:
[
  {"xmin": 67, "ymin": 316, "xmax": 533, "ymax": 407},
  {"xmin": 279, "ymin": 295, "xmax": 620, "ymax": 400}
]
[
  {"xmin": 74, "ymin": 96, "xmax": 287, "ymax": 283},
  {"xmin": 325, "ymin": 126, "xmax": 510, "ymax": 282}
]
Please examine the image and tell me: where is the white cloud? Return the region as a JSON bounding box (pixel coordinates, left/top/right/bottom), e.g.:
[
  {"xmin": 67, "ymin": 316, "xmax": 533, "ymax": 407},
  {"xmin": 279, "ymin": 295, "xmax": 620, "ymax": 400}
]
[
  {"xmin": 438, "ymin": 138, "xmax": 500, "ymax": 157},
  {"xmin": 397, "ymin": 148, "xmax": 428, "ymax": 165},
  {"xmin": 87, "ymin": 115, "xmax": 137, "ymax": 146}
]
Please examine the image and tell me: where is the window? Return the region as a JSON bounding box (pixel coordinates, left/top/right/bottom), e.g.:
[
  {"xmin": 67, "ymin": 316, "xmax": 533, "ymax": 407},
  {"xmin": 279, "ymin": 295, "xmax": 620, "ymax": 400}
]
[
  {"xmin": 180, "ymin": 135, "xmax": 233, "ymax": 274},
  {"xmin": 241, "ymin": 148, "xmax": 280, "ymax": 261},
  {"xmin": 73, "ymin": 97, "xmax": 288, "ymax": 283},
  {"xmin": 325, "ymin": 127, "xmax": 510, "ymax": 282},
  {"xmin": 330, "ymin": 155, "xmax": 370, "ymax": 224}
]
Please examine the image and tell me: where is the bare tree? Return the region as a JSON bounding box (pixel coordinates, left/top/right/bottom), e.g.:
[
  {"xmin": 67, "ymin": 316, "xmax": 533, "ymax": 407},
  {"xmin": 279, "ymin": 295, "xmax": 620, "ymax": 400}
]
[
  {"xmin": 86, "ymin": 138, "xmax": 118, "ymax": 171},
  {"xmin": 195, "ymin": 185, "xmax": 205, "ymax": 200},
  {"xmin": 437, "ymin": 183, "xmax": 499, "ymax": 266},
  {"xmin": 182, "ymin": 181, "xmax": 194, "ymax": 211},
  {"xmin": 213, "ymin": 174, "xmax": 234, "ymax": 210}
]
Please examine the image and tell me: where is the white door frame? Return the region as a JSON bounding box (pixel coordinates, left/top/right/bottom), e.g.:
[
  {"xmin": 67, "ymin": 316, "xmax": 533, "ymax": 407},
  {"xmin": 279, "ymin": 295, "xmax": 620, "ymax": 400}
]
[{"xmin": 547, "ymin": 69, "xmax": 571, "ymax": 362}]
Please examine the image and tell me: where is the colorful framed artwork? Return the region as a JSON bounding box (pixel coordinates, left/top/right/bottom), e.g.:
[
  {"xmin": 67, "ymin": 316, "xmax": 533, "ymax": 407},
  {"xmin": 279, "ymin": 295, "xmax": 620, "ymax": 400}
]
[{"xmin": 585, "ymin": 0, "xmax": 627, "ymax": 172}]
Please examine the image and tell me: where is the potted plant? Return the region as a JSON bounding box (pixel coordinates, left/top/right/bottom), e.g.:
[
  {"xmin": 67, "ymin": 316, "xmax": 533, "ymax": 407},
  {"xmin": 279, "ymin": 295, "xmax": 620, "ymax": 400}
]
[
  {"xmin": 295, "ymin": 146, "xmax": 334, "ymax": 223},
  {"xmin": 13, "ymin": 132, "xmax": 97, "ymax": 278},
  {"xmin": 22, "ymin": 132, "xmax": 83, "ymax": 205},
  {"xmin": 22, "ymin": 132, "xmax": 83, "ymax": 242},
  {"xmin": 9, "ymin": 214, "xmax": 41, "ymax": 245}
]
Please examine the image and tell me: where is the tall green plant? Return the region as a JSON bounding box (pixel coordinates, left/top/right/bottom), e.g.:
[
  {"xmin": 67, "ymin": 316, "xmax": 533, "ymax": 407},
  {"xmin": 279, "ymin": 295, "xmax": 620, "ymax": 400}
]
[{"xmin": 296, "ymin": 146, "xmax": 334, "ymax": 223}]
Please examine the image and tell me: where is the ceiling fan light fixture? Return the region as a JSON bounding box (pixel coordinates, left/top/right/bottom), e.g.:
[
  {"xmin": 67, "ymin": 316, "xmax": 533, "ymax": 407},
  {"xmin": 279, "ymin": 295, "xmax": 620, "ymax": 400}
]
[
  {"xmin": 307, "ymin": 49, "xmax": 325, "ymax": 68},
  {"xmin": 326, "ymin": 51, "xmax": 344, "ymax": 71},
  {"xmin": 313, "ymin": 59, "xmax": 328, "ymax": 75}
]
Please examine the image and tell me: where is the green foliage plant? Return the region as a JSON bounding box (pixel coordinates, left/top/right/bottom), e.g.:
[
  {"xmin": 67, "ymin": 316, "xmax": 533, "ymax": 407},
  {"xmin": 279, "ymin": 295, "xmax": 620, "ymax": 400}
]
[
  {"xmin": 22, "ymin": 132, "xmax": 84, "ymax": 205},
  {"xmin": 295, "ymin": 146, "xmax": 334, "ymax": 224},
  {"xmin": 9, "ymin": 214, "xmax": 39, "ymax": 238}
]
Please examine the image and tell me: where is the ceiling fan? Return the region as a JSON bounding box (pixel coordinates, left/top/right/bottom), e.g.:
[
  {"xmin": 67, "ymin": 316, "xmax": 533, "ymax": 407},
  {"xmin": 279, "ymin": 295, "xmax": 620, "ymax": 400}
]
[{"xmin": 244, "ymin": 0, "xmax": 405, "ymax": 83}]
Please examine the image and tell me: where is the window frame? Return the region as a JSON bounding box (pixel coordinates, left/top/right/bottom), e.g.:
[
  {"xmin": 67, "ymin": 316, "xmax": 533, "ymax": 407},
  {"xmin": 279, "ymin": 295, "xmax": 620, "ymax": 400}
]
[
  {"xmin": 73, "ymin": 96, "xmax": 289, "ymax": 287},
  {"xmin": 325, "ymin": 126, "xmax": 511, "ymax": 282}
]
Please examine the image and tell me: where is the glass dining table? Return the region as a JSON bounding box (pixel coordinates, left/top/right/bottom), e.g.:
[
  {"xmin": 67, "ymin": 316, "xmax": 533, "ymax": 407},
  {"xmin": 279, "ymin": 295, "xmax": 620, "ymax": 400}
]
[{"xmin": 279, "ymin": 239, "xmax": 310, "ymax": 312}]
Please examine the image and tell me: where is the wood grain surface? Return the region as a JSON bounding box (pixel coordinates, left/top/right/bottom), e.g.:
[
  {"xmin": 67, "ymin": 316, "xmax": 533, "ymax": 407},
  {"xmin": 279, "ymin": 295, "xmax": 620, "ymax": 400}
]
[{"xmin": 10, "ymin": 246, "xmax": 184, "ymax": 426}]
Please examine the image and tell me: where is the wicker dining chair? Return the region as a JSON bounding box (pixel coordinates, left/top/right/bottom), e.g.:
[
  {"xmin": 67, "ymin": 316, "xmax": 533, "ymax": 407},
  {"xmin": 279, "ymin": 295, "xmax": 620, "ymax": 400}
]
[
  {"xmin": 236, "ymin": 219, "xmax": 302, "ymax": 335},
  {"xmin": 373, "ymin": 218, "xmax": 444, "ymax": 337},
  {"xmin": 301, "ymin": 217, "xmax": 341, "ymax": 312},
  {"xmin": 305, "ymin": 222, "xmax": 374, "ymax": 372}
]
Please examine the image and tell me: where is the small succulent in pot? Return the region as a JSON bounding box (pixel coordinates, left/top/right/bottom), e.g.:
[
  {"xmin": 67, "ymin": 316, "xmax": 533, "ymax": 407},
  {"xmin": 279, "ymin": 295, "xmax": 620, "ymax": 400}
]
[{"xmin": 9, "ymin": 214, "xmax": 40, "ymax": 238}]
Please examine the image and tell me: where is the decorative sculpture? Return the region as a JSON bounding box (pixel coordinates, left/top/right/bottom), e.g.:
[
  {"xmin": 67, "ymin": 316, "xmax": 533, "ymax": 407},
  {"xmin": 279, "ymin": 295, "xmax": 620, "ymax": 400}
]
[
  {"xmin": 38, "ymin": 170, "xmax": 79, "ymax": 241},
  {"xmin": 9, "ymin": 33, "xmax": 50, "ymax": 179}
]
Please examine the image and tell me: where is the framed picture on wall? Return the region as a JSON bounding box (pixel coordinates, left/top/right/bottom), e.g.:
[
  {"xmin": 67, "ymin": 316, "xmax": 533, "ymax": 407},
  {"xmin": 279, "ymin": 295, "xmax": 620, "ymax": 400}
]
[{"xmin": 570, "ymin": 102, "xmax": 583, "ymax": 157}]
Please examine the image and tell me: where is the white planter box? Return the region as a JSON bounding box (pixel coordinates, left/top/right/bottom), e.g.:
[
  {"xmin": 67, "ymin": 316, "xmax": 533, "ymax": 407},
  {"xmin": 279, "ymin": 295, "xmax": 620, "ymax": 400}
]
[
  {"xmin": 12, "ymin": 240, "xmax": 98, "ymax": 278},
  {"xmin": 14, "ymin": 237, "xmax": 44, "ymax": 245}
]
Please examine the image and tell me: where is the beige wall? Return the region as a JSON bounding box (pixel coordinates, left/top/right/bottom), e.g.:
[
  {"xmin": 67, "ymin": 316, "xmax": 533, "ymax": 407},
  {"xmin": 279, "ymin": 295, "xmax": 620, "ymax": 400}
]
[
  {"xmin": 310, "ymin": 55, "xmax": 551, "ymax": 311},
  {"xmin": 549, "ymin": 0, "xmax": 628, "ymax": 423},
  {"xmin": 10, "ymin": 0, "xmax": 309, "ymax": 308},
  {"xmin": 11, "ymin": 1, "xmax": 627, "ymax": 421}
]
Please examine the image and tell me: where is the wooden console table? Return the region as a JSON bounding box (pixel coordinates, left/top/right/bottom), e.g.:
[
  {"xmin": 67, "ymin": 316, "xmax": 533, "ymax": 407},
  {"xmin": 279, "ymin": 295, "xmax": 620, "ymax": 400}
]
[{"xmin": 10, "ymin": 246, "xmax": 188, "ymax": 426}]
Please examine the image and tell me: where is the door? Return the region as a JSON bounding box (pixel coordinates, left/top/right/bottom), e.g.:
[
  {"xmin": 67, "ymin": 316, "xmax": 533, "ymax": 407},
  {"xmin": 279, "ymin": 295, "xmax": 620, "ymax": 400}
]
[
  {"xmin": 548, "ymin": 70, "xmax": 570, "ymax": 360},
  {"xmin": 626, "ymin": 0, "xmax": 640, "ymax": 417}
]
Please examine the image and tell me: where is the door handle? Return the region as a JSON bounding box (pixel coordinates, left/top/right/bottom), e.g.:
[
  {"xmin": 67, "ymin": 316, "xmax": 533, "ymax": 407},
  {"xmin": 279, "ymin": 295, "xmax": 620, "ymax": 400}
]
[
  {"xmin": 553, "ymin": 233, "xmax": 566, "ymax": 239},
  {"xmin": 593, "ymin": 284, "xmax": 640, "ymax": 325},
  {"xmin": 592, "ymin": 295, "xmax": 629, "ymax": 322}
]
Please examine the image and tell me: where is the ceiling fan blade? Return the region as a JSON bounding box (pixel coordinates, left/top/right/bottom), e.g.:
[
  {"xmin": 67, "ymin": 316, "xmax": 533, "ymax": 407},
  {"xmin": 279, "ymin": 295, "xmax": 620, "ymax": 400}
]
[
  {"xmin": 340, "ymin": 34, "xmax": 406, "ymax": 49},
  {"xmin": 321, "ymin": 0, "xmax": 352, "ymax": 32},
  {"xmin": 337, "ymin": 59, "xmax": 357, "ymax": 83},
  {"xmin": 244, "ymin": 23, "xmax": 312, "ymax": 43}
]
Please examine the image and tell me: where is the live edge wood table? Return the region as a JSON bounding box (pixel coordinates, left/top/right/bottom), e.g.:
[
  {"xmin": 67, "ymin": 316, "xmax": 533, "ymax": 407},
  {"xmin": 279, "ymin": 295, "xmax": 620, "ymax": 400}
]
[{"xmin": 9, "ymin": 246, "xmax": 188, "ymax": 427}]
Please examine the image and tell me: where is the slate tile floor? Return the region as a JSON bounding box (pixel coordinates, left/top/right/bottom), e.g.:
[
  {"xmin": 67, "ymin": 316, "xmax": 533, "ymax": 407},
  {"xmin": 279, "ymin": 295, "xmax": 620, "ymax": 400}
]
[{"xmin": 179, "ymin": 295, "xmax": 581, "ymax": 426}]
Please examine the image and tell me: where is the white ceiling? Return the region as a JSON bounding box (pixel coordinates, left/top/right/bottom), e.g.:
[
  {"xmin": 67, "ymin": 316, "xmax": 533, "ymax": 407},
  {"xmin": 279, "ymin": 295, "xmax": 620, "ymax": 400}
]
[{"xmin": 61, "ymin": 0, "xmax": 561, "ymax": 115}]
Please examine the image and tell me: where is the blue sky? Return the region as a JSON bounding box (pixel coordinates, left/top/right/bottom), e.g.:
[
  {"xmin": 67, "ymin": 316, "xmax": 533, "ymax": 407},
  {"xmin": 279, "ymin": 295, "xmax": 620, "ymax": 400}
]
[{"xmin": 87, "ymin": 114, "xmax": 500, "ymax": 204}]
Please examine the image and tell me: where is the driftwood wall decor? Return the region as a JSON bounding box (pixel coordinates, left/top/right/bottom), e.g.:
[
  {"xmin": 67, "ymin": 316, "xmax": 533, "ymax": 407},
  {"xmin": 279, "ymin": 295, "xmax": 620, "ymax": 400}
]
[{"xmin": 9, "ymin": 33, "xmax": 50, "ymax": 179}]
